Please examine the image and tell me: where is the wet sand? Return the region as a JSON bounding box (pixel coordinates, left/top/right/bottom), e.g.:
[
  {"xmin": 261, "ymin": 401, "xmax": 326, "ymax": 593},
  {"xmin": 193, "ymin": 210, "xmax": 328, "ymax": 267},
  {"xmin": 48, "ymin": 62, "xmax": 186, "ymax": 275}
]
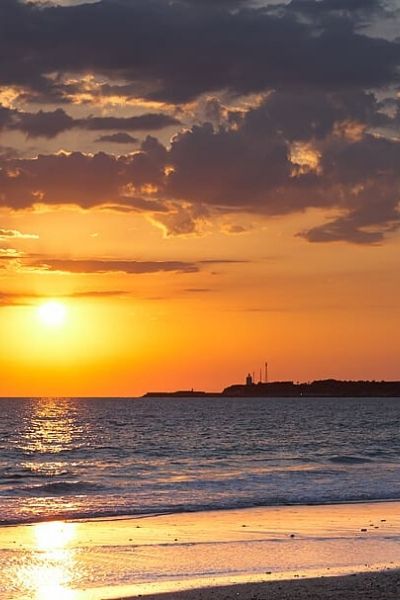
[{"xmin": 1, "ymin": 501, "xmax": 400, "ymax": 599}]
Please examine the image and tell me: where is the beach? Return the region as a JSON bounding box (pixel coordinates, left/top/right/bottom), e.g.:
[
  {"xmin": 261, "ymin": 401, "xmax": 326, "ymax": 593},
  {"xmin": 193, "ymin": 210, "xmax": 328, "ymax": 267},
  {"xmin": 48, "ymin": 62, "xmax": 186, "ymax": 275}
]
[
  {"xmin": 1, "ymin": 501, "xmax": 400, "ymax": 599},
  {"xmin": 120, "ymin": 571, "xmax": 400, "ymax": 600},
  {"xmin": 2, "ymin": 397, "xmax": 400, "ymax": 599}
]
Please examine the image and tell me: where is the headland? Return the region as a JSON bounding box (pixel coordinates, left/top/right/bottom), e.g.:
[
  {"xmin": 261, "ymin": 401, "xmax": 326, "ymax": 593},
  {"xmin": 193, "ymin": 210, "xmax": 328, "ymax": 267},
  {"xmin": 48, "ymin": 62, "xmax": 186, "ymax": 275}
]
[{"xmin": 144, "ymin": 378, "xmax": 400, "ymax": 398}]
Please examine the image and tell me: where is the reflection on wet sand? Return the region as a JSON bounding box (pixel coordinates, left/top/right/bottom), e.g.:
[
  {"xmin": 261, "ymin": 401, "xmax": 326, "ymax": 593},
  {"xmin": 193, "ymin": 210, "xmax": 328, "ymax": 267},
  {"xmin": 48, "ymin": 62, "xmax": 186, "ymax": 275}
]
[
  {"xmin": 19, "ymin": 521, "xmax": 78, "ymax": 600},
  {"xmin": 1, "ymin": 502, "xmax": 400, "ymax": 600}
]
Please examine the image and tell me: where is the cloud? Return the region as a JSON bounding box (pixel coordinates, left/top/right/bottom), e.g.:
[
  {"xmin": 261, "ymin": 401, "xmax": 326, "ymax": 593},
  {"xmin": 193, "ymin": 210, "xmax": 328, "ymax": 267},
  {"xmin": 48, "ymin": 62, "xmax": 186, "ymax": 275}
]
[
  {"xmin": 1, "ymin": 1, "xmax": 398, "ymax": 250},
  {"xmin": 29, "ymin": 258, "xmax": 200, "ymax": 274},
  {"xmin": 0, "ymin": 228, "xmax": 39, "ymax": 240},
  {"xmin": 68, "ymin": 290, "xmax": 130, "ymax": 297},
  {"xmin": 0, "ymin": 292, "xmax": 30, "ymax": 306},
  {"xmin": 95, "ymin": 133, "xmax": 139, "ymax": 144},
  {"xmin": 0, "ymin": 288, "xmax": 131, "ymax": 306},
  {"xmin": 26, "ymin": 257, "xmax": 245, "ymax": 275},
  {"xmin": 0, "ymin": 105, "xmax": 180, "ymax": 138},
  {"xmin": 286, "ymin": 0, "xmax": 387, "ymax": 21},
  {"xmin": 10, "ymin": 108, "xmax": 75, "ymax": 138},
  {"xmin": 0, "ymin": 0, "xmax": 399, "ymax": 104},
  {"xmin": 222, "ymin": 223, "xmax": 251, "ymax": 235},
  {"xmin": 0, "ymin": 248, "xmax": 23, "ymax": 259},
  {"xmin": 153, "ymin": 204, "xmax": 210, "ymax": 237},
  {"xmin": 184, "ymin": 288, "xmax": 213, "ymax": 293},
  {"xmin": 299, "ymin": 215, "xmax": 390, "ymax": 245},
  {"xmin": 0, "ymin": 146, "xmax": 22, "ymax": 160},
  {"xmin": 81, "ymin": 114, "xmax": 180, "ymax": 132},
  {"xmin": 0, "ymin": 90, "xmax": 399, "ymax": 244}
]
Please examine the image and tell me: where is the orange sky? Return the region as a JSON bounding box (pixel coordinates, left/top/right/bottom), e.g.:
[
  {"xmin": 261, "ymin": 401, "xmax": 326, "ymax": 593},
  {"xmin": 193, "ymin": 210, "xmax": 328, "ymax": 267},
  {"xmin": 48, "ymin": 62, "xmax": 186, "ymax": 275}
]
[
  {"xmin": 1, "ymin": 0, "xmax": 400, "ymax": 396},
  {"xmin": 1, "ymin": 204, "xmax": 399, "ymax": 396}
]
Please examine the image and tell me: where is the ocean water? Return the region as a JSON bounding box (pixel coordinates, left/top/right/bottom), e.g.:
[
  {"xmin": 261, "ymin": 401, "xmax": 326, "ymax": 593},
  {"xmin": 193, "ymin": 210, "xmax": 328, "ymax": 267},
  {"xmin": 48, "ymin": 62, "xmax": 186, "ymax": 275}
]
[{"xmin": 1, "ymin": 396, "xmax": 400, "ymax": 525}]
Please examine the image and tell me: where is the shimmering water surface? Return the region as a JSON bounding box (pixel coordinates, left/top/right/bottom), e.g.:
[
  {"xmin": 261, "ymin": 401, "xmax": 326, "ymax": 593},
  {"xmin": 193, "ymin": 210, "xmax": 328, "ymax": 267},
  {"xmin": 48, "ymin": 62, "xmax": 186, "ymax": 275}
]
[{"xmin": 1, "ymin": 396, "xmax": 400, "ymax": 524}]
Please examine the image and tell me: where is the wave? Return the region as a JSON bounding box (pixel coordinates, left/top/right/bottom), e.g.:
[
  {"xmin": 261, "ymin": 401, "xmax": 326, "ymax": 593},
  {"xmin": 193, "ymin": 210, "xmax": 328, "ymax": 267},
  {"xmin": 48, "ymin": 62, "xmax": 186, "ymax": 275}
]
[
  {"xmin": 20, "ymin": 481, "xmax": 105, "ymax": 495},
  {"xmin": 0, "ymin": 469, "xmax": 70, "ymax": 482},
  {"xmin": 2, "ymin": 396, "xmax": 400, "ymax": 527},
  {"xmin": 328, "ymin": 455, "xmax": 374, "ymax": 465},
  {"xmin": 2, "ymin": 494, "xmax": 400, "ymax": 527}
]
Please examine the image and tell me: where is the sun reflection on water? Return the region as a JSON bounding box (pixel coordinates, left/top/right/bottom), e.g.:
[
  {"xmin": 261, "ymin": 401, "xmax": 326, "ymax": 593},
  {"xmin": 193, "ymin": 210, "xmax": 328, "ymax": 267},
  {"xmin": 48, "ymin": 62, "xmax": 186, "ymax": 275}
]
[
  {"xmin": 13, "ymin": 400, "xmax": 83, "ymax": 598},
  {"xmin": 20, "ymin": 399, "xmax": 76, "ymax": 455}
]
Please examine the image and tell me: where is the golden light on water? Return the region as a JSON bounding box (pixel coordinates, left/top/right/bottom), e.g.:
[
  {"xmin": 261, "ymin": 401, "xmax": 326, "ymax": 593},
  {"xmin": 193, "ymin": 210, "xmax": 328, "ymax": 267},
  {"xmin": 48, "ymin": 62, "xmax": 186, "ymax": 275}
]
[
  {"xmin": 37, "ymin": 301, "xmax": 68, "ymax": 327},
  {"xmin": 20, "ymin": 398, "xmax": 74, "ymax": 455},
  {"xmin": 12, "ymin": 403, "xmax": 81, "ymax": 599}
]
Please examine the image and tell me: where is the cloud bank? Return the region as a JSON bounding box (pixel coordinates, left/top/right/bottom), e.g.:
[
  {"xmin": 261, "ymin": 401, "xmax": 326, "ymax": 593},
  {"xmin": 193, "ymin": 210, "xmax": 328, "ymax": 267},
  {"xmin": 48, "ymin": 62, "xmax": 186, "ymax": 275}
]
[
  {"xmin": 1, "ymin": 89, "xmax": 399, "ymax": 243},
  {"xmin": 1, "ymin": 0, "xmax": 399, "ymax": 103},
  {"xmin": 0, "ymin": 0, "xmax": 399, "ymax": 244}
]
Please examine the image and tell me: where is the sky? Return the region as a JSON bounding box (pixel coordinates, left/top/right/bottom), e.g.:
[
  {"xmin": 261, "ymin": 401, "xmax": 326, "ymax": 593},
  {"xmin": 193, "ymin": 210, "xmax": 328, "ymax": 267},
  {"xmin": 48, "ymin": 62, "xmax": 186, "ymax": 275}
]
[{"xmin": 0, "ymin": 0, "xmax": 400, "ymax": 396}]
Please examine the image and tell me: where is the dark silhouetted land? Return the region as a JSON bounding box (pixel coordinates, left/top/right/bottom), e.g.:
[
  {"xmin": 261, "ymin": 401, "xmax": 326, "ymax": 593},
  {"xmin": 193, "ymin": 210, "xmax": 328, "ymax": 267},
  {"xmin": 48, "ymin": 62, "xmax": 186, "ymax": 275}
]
[{"xmin": 144, "ymin": 379, "xmax": 400, "ymax": 398}]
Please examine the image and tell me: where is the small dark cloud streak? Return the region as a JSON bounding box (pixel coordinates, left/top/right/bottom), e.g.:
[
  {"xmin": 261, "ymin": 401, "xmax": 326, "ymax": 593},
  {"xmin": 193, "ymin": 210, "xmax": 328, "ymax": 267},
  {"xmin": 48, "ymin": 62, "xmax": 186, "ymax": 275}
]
[
  {"xmin": 0, "ymin": 106, "xmax": 179, "ymax": 139},
  {"xmin": 0, "ymin": 289, "xmax": 131, "ymax": 307},
  {"xmin": 31, "ymin": 258, "xmax": 200, "ymax": 274},
  {"xmin": 96, "ymin": 133, "xmax": 139, "ymax": 144}
]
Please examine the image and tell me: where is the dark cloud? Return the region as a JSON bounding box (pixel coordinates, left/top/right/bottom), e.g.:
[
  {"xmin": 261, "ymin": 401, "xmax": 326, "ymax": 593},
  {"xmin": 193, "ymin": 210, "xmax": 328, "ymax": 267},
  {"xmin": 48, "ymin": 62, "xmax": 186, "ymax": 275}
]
[
  {"xmin": 12, "ymin": 108, "xmax": 75, "ymax": 138},
  {"xmin": 180, "ymin": 0, "xmax": 249, "ymax": 5},
  {"xmin": 0, "ymin": 105, "xmax": 179, "ymax": 138},
  {"xmin": 95, "ymin": 133, "xmax": 139, "ymax": 144},
  {"xmin": 299, "ymin": 214, "xmax": 389, "ymax": 245},
  {"xmin": 259, "ymin": 89, "xmax": 389, "ymax": 141},
  {"xmin": 82, "ymin": 114, "xmax": 180, "ymax": 132},
  {"xmin": 0, "ymin": 0, "xmax": 399, "ymax": 103},
  {"xmin": 0, "ymin": 146, "xmax": 22, "ymax": 160},
  {"xmin": 166, "ymin": 121, "xmax": 291, "ymax": 210},
  {"xmin": 0, "ymin": 90, "xmax": 399, "ymax": 244},
  {"xmin": 300, "ymin": 179, "xmax": 400, "ymax": 245},
  {"xmin": 0, "ymin": 152, "xmax": 125, "ymax": 208},
  {"xmin": 286, "ymin": 0, "xmax": 387, "ymax": 21},
  {"xmin": 1, "ymin": 0, "xmax": 398, "ymax": 247}
]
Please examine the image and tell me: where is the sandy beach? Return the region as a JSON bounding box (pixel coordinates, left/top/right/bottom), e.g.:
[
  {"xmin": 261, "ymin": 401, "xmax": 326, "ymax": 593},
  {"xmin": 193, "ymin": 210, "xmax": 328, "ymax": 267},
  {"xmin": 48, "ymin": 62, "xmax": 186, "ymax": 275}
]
[
  {"xmin": 1, "ymin": 501, "xmax": 400, "ymax": 599},
  {"xmin": 117, "ymin": 570, "xmax": 400, "ymax": 600}
]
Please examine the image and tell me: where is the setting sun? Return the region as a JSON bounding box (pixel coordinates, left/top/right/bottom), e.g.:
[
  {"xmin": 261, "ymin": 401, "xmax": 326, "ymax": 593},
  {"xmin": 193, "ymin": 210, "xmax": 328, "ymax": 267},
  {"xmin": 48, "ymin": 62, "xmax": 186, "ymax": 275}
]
[{"xmin": 37, "ymin": 301, "xmax": 67, "ymax": 327}]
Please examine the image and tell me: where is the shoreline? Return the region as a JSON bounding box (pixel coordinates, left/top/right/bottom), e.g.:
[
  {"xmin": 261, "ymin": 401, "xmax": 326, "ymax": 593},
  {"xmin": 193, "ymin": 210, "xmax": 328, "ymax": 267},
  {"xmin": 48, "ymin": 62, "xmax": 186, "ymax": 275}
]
[
  {"xmin": 1, "ymin": 501, "xmax": 400, "ymax": 599},
  {"xmin": 3, "ymin": 496, "xmax": 400, "ymax": 528}
]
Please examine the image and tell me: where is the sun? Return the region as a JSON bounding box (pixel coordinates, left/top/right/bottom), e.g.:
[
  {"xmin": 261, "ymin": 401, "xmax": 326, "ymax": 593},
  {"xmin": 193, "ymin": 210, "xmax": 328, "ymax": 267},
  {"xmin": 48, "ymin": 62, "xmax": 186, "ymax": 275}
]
[{"xmin": 37, "ymin": 301, "xmax": 67, "ymax": 327}]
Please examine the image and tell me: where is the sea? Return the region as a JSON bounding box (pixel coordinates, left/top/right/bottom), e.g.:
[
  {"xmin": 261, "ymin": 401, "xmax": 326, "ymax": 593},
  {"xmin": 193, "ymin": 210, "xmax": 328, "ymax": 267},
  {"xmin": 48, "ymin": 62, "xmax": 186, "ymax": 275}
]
[{"xmin": 1, "ymin": 395, "xmax": 400, "ymax": 525}]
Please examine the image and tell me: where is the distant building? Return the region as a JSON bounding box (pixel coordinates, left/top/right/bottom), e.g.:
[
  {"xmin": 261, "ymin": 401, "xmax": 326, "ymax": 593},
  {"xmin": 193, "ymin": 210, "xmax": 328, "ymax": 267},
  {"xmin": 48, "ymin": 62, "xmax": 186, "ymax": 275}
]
[{"xmin": 246, "ymin": 373, "xmax": 253, "ymax": 386}]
